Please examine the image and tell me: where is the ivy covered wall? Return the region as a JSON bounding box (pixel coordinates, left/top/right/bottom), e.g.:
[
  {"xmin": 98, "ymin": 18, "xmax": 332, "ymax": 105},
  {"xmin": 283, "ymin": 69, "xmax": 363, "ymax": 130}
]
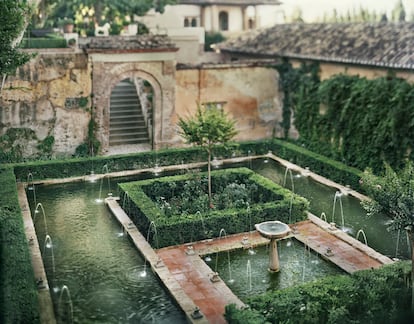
[{"xmin": 276, "ymin": 61, "xmax": 414, "ymax": 174}]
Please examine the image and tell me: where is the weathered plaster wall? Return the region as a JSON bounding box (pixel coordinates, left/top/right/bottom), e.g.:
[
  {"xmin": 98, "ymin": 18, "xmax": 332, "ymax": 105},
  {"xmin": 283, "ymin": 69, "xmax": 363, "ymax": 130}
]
[
  {"xmin": 175, "ymin": 65, "xmax": 283, "ymax": 141},
  {"xmin": 0, "ymin": 52, "xmax": 91, "ymax": 158}
]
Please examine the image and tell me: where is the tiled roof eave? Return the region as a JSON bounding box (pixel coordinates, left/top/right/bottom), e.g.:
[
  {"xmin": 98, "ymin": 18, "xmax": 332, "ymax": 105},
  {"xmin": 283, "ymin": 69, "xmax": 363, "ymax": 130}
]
[
  {"xmin": 85, "ymin": 48, "xmax": 179, "ymax": 54},
  {"xmin": 221, "ymin": 48, "xmax": 414, "ymax": 71}
]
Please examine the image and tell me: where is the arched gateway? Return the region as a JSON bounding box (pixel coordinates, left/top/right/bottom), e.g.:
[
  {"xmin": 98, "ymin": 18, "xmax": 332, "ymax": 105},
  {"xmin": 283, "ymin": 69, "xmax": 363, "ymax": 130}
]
[{"xmin": 86, "ymin": 36, "xmax": 178, "ymax": 153}]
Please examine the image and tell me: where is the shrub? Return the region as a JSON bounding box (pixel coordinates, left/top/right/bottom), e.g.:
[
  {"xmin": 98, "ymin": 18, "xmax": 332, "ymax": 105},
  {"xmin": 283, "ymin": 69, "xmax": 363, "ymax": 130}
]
[
  {"xmin": 119, "ymin": 168, "xmax": 309, "ymax": 248},
  {"xmin": 0, "ymin": 166, "xmax": 39, "ymax": 323}
]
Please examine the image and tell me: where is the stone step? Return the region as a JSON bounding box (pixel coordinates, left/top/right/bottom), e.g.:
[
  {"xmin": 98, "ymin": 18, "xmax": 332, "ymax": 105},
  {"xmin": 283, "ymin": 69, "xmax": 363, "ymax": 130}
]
[
  {"xmin": 110, "ymin": 117, "xmax": 146, "ymax": 123},
  {"xmin": 110, "ymin": 126, "xmax": 148, "ymax": 134},
  {"xmin": 109, "ymin": 137, "xmax": 149, "ymax": 145},
  {"xmin": 109, "ymin": 79, "xmax": 149, "ymax": 146},
  {"xmin": 110, "ymin": 109, "xmax": 144, "ymax": 116},
  {"xmin": 110, "ymin": 97, "xmax": 140, "ymax": 104},
  {"xmin": 110, "ymin": 112, "xmax": 143, "ymax": 119}
]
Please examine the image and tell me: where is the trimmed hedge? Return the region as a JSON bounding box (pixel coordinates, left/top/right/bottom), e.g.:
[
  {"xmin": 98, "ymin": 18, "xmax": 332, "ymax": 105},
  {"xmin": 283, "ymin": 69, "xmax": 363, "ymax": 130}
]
[
  {"xmin": 12, "ymin": 146, "xmax": 209, "ymax": 181},
  {"xmin": 20, "ymin": 37, "xmax": 67, "ymax": 48},
  {"xmin": 119, "ymin": 168, "xmax": 309, "ymax": 248},
  {"xmin": 225, "ymin": 261, "xmax": 413, "ymax": 324},
  {"xmin": 12, "ymin": 139, "xmax": 362, "ymax": 194},
  {"xmin": 0, "ymin": 166, "xmax": 39, "ymax": 323},
  {"xmin": 268, "ymin": 139, "xmax": 364, "ymax": 192}
]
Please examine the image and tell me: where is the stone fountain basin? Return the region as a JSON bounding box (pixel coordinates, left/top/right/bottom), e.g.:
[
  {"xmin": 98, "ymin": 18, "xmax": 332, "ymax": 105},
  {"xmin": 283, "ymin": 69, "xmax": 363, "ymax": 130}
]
[{"xmin": 255, "ymin": 221, "xmax": 291, "ymax": 239}]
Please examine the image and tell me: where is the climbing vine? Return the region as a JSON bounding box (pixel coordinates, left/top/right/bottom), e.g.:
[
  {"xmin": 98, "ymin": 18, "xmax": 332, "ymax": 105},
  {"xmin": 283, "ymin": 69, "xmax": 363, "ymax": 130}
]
[
  {"xmin": 274, "ymin": 60, "xmax": 320, "ymax": 138},
  {"xmin": 74, "ymin": 106, "xmax": 101, "ymax": 157},
  {"xmin": 276, "ymin": 62, "xmax": 414, "ymax": 174}
]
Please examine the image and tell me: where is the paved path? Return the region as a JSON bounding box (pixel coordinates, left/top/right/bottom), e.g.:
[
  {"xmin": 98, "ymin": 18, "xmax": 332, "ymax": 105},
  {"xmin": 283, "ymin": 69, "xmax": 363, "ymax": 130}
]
[
  {"xmin": 157, "ymin": 232, "xmax": 267, "ymax": 324},
  {"xmin": 294, "ymin": 214, "xmax": 393, "ymax": 273},
  {"xmin": 105, "ymin": 198, "xmax": 208, "ymax": 323}
]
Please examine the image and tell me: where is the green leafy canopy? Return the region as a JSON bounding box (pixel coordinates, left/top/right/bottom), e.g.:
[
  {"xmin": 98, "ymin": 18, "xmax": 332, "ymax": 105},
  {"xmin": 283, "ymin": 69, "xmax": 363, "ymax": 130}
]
[
  {"xmin": 178, "ymin": 104, "xmax": 238, "ymax": 151},
  {"xmin": 0, "ymin": 0, "xmax": 33, "ymax": 75}
]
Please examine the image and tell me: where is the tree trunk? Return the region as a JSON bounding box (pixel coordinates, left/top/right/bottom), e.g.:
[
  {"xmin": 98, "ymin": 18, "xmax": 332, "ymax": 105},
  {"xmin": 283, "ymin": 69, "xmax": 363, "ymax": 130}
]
[
  {"xmin": 208, "ymin": 149, "xmax": 212, "ymax": 207},
  {"xmin": 409, "ymin": 228, "xmax": 414, "ymax": 315},
  {"xmin": 94, "ymin": 3, "xmax": 104, "ymax": 24}
]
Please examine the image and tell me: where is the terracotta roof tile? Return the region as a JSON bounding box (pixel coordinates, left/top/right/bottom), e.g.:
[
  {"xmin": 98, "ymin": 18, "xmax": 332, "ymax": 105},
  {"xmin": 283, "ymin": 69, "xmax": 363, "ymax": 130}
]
[
  {"xmin": 178, "ymin": 0, "xmax": 281, "ymax": 5},
  {"xmin": 85, "ymin": 35, "xmax": 177, "ymax": 53},
  {"xmin": 219, "ymin": 23, "xmax": 414, "ymax": 69}
]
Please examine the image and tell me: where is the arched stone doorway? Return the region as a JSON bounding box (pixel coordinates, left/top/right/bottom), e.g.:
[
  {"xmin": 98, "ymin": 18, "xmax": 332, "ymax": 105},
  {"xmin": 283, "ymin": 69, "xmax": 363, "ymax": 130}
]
[{"xmin": 90, "ymin": 57, "xmax": 176, "ymax": 154}]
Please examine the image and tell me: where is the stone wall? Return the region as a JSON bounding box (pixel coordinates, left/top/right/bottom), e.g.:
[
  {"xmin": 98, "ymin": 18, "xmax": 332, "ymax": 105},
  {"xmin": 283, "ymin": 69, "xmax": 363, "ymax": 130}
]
[{"xmin": 0, "ymin": 51, "xmax": 91, "ymax": 158}]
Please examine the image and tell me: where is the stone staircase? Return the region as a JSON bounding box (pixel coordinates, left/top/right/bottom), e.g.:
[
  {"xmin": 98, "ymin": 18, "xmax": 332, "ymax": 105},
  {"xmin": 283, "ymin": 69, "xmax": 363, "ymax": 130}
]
[{"xmin": 109, "ymin": 80, "xmax": 150, "ymax": 146}]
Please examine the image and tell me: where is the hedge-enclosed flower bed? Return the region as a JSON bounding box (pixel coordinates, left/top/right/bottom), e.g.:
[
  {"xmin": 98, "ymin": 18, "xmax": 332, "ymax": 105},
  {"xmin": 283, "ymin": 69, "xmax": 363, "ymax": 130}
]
[{"xmin": 119, "ymin": 168, "xmax": 309, "ymax": 248}]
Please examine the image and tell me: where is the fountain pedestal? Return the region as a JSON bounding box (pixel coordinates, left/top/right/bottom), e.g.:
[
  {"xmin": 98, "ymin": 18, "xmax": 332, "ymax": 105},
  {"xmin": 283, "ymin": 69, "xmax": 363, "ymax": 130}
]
[
  {"xmin": 255, "ymin": 221, "xmax": 291, "ymax": 272},
  {"xmin": 268, "ymin": 238, "xmax": 280, "ymax": 272}
]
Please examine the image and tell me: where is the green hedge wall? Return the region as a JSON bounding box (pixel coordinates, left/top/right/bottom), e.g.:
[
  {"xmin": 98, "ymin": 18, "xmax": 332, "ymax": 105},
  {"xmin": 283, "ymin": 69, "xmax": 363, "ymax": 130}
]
[
  {"xmin": 225, "ymin": 261, "xmax": 413, "ymax": 324},
  {"xmin": 275, "ymin": 61, "xmax": 414, "ymax": 175},
  {"xmin": 119, "ymin": 168, "xmax": 309, "ymax": 248},
  {"xmin": 0, "ymin": 166, "xmax": 39, "ymax": 323},
  {"xmin": 12, "ymin": 146, "xmax": 209, "ymax": 181},
  {"xmin": 20, "ymin": 37, "xmax": 67, "ymax": 48},
  {"xmin": 12, "ymin": 139, "xmax": 361, "ymax": 191},
  {"xmin": 268, "ymin": 139, "xmax": 364, "ymax": 192}
]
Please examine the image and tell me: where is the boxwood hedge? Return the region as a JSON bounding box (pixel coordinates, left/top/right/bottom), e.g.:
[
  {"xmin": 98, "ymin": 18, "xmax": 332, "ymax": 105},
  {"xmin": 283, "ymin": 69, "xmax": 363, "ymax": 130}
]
[
  {"xmin": 0, "ymin": 166, "xmax": 39, "ymax": 323},
  {"xmin": 119, "ymin": 168, "xmax": 309, "ymax": 248}
]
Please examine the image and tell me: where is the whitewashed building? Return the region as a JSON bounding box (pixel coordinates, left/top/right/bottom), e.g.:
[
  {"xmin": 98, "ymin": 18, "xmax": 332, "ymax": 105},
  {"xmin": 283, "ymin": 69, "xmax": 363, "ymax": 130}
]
[{"xmin": 139, "ymin": 0, "xmax": 282, "ymax": 34}]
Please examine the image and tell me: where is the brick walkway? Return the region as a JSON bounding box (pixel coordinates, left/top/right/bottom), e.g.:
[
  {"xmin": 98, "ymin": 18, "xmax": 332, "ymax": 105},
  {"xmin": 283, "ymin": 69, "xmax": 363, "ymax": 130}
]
[
  {"xmin": 157, "ymin": 232, "xmax": 267, "ymax": 324},
  {"xmin": 294, "ymin": 214, "xmax": 393, "ymax": 273}
]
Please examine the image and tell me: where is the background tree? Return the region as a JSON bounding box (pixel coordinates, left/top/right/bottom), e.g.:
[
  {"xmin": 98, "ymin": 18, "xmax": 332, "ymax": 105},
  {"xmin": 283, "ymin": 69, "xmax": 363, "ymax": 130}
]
[
  {"xmin": 361, "ymin": 161, "xmax": 414, "ymax": 313},
  {"xmin": 178, "ymin": 104, "xmax": 237, "ymax": 206},
  {"xmin": 391, "ymin": 0, "xmax": 406, "ymax": 22},
  {"xmin": 290, "ymin": 7, "xmax": 304, "ymax": 23},
  {"xmin": 41, "ymin": 0, "xmax": 175, "ymax": 27},
  {"xmin": 0, "ymin": 0, "xmax": 34, "ymax": 91}
]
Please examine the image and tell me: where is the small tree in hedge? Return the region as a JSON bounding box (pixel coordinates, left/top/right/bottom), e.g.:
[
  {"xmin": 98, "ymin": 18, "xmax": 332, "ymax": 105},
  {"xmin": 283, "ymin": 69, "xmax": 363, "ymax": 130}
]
[
  {"xmin": 178, "ymin": 104, "xmax": 237, "ymax": 206},
  {"xmin": 361, "ymin": 161, "xmax": 414, "ymax": 314}
]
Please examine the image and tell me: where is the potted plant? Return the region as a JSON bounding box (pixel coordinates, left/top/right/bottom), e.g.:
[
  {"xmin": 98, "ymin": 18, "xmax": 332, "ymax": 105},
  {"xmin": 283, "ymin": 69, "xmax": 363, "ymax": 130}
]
[
  {"xmin": 67, "ymin": 38, "xmax": 76, "ymax": 47},
  {"xmin": 59, "ymin": 18, "xmax": 74, "ymax": 33}
]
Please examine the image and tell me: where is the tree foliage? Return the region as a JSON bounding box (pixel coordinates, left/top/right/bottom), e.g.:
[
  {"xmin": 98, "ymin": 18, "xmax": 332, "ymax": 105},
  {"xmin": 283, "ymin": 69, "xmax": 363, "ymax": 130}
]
[
  {"xmin": 40, "ymin": 0, "xmax": 175, "ymax": 26},
  {"xmin": 178, "ymin": 104, "xmax": 238, "ymax": 204},
  {"xmin": 0, "ymin": 0, "xmax": 33, "ymax": 76},
  {"xmin": 361, "ymin": 162, "xmax": 414, "ymax": 313},
  {"xmin": 318, "ymin": 0, "xmax": 410, "ymax": 23}
]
